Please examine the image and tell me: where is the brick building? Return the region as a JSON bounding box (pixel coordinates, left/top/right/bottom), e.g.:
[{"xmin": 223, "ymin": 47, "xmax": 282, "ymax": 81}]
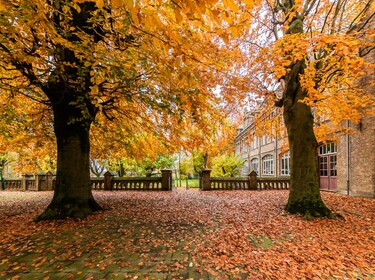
[
  {"xmin": 336, "ymin": 6, "xmax": 375, "ymax": 198},
  {"xmin": 234, "ymin": 110, "xmax": 289, "ymax": 179},
  {"xmin": 234, "ymin": 111, "xmax": 374, "ymax": 197}
]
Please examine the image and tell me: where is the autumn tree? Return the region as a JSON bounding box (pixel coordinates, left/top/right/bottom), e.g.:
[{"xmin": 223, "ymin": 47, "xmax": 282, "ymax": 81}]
[
  {"xmin": 179, "ymin": 156, "xmax": 194, "ymax": 178},
  {"xmin": 135, "ymin": 154, "xmax": 176, "ymax": 177},
  {"xmin": 192, "ymin": 150, "xmax": 207, "ymax": 174},
  {"xmin": 241, "ymin": 0, "xmax": 374, "ymax": 217},
  {"xmin": 2, "ymin": 0, "xmax": 370, "ymax": 220},
  {"xmin": 0, "ymin": 0, "xmax": 247, "ymax": 219},
  {"xmin": 0, "ymin": 88, "xmax": 56, "ymax": 174},
  {"xmin": 211, "ymin": 154, "xmax": 245, "ymax": 177}
]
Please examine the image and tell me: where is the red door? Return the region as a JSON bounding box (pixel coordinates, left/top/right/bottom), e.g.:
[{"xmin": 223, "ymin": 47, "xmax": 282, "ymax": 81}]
[{"xmin": 319, "ymin": 154, "xmax": 337, "ymax": 191}]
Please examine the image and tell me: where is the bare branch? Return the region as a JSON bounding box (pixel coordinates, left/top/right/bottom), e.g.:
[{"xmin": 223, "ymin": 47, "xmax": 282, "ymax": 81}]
[
  {"xmin": 360, "ymin": 46, "xmax": 375, "ymax": 57},
  {"xmin": 348, "ymin": 0, "xmax": 373, "ymax": 31},
  {"xmin": 304, "ymin": 0, "xmax": 319, "ymax": 17},
  {"xmin": 320, "ymin": 1, "xmax": 335, "ymax": 33}
]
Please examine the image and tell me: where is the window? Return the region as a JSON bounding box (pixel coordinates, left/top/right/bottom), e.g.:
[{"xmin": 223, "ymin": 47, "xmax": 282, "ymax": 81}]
[
  {"xmin": 319, "ymin": 142, "xmax": 337, "ymax": 155},
  {"xmin": 251, "ymin": 136, "xmax": 258, "ymax": 150},
  {"xmin": 330, "ymin": 155, "xmax": 337, "ymax": 176},
  {"xmin": 319, "ymin": 154, "xmax": 337, "ymax": 177},
  {"xmin": 319, "ymin": 156, "xmax": 328, "ymax": 176},
  {"xmin": 262, "ymin": 155, "xmax": 274, "ymax": 175},
  {"xmin": 280, "ymin": 152, "xmax": 290, "ymax": 176},
  {"xmin": 243, "ymin": 160, "xmax": 249, "ymax": 175},
  {"xmin": 261, "ymin": 136, "xmax": 266, "ymax": 146},
  {"xmin": 243, "ymin": 138, "xmax": 248, "ymax": 152},
  {"xmin": 251, "ymin": 158, "xmax": 259, "ymax": 174},
  {"xmin": 260, "ymin": 135, "xmax": 273, "ymax": 145}
]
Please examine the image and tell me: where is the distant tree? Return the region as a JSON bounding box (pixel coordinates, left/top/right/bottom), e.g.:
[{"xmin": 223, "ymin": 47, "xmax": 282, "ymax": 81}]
[
  {"xmin": 89, "ymin": 158, "xmax": 106, "ymax": 178},
  {"xmin": 106, "ymin": 158, "xmax": 127, "ymax": 177},
  {"xmin": 137, "ymin": 155, "xmax": 176, "ymax": 177},
  {"xmin": 192, "ymin": 150, "xmax": 206, "ymax": 174},
  {"xmin": 179, "ymin": 157, "xmax": 194, "ymax": 178},
  {"xmin": 211, "ymin": 154, "xmax": 245, "ymax": 177}
]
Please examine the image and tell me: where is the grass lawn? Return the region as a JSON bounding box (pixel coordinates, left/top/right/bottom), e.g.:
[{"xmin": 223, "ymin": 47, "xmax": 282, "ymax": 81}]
[
  {"xmin": 173, "ymin": 178, "xmax": 200, "ymax": 188},
  {"xmin": 0, "ymin": 190, "xmax": 374, "ymax": 279}
]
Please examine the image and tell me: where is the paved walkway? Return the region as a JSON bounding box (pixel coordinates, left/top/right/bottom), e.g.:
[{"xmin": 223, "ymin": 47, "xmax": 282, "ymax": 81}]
[{"xmin": 1, "ymin": 216, "xmax": 204, "ymax": 279}]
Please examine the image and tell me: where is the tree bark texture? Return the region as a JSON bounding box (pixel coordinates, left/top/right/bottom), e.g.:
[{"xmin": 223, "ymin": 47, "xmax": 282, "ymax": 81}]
[
  {"xmin": 282, "ymin": 60, "xmax": 332, "ymax": 218},
  {"xmin": 36, "ymin": 97, "xmax": 102, "ymax": 221}
]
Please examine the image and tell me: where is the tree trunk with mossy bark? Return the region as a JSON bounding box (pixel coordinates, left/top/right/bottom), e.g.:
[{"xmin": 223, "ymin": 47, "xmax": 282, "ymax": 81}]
[
  {"xmin": 277, "ymin": 11, "xmax": 332, "ymax": 218},
  {"xmin": 282, "ymin": 59, "xmax": 332, "ymax": 218},
  {"xmin": 36, "ymin": 91, "xmax": 102, "ymax": 221}
]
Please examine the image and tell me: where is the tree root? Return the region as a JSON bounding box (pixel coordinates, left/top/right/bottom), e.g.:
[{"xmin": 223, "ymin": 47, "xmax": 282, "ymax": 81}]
[
  {"xmin": 35, "ymin": 198, "xmax": 103, "ymax": 221},
  {"xmin": 285, "ymin": 200, "xmax": 334, "ymax": 219}
]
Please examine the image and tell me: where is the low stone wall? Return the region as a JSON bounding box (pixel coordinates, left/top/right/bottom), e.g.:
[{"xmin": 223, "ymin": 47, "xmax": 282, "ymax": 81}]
[
  {"xmin": 3, "ymin": 170, "xmax": 173, "ymax": 191},
  {"xmin": 200, "ymin": 170, "xmax": 290, "ymax": 191}
]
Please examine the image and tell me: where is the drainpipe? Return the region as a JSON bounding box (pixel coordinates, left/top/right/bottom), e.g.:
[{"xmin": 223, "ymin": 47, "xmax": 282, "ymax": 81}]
[
  {"xmin": 346, "ymin": 120, "xmax": 350, "ymax": 195},
  {"xmin": 259, "ymin": 137, "xmax": 262, "ymax": 176},
  {"xmin": 248, "ymin": 143, "xmax": 250, "ymax": 175},
  {"xmin": 274, "ymin": 138, "xmax": 278, "ymax": 177},
  {"xmin": 275, "ymin": 118, "xmax": 279, "ymax": 177}
]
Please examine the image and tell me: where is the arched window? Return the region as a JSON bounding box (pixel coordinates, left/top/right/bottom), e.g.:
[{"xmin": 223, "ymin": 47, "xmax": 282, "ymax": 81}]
[
  {"xmin": 262, "ymin": 155, "xmax": 274, "ymax": 175},
  {"xmin": 251, "ymin": 158, "xmax": 259, "ymax": 174},
  {"xmin": 280, "ymin": 152, "xmax": 290, "ymax": 176}
]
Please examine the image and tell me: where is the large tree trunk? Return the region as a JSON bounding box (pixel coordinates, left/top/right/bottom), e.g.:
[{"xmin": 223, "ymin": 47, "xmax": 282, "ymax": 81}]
[
  {"xmin": 282, "ymin": 60, "xmax": 332, "ymax": 218},
  {"xmin": 36, "ymin": 94, "xmax": 102, "ymax": 221},
  {"xmin": 35, "ymin": 1, "xmax": 104, "ymax": 220}
]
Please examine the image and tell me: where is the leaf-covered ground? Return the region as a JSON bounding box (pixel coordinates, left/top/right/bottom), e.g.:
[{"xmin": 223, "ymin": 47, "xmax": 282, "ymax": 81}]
[{"xmin": 0, "ymin": 190, "xmax": 374, "ymax": 279}]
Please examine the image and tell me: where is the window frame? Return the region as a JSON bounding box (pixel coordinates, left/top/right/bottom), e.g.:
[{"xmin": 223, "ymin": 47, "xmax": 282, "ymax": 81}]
[
  {"xmin": 262, "ymin": 154, "xmax": 274, "ymax": 176},
  {"xmin": 250, "ymin": 158, "xmax": 259, "ymax": 174},
  {"xmin": 280, "ymin": 152, "xmax": 290, "ymax": 176},
  {"xmin": 319, "ymin": 142, "xmax": 337, "ymax": 155}
]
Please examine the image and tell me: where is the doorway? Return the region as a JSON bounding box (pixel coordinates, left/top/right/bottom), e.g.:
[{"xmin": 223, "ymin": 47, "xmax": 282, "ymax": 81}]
[{"xmin": 318, "ymin": 143, "xmax": 337, "ymax": 191}]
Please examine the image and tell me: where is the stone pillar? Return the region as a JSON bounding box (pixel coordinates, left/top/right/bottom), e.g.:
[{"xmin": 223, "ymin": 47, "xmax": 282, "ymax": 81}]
[
  {"xmin": 201, "ymin": 170, "xmax": 211, "ymax": 191},
  {"xmin": 104, "ymin": 171, "xmax": 113, "ymax": 190},
  {"xmin": 35, "ymin": 174, "xmax": 41, "ymax": 191},
  {"xmin": 21, "ymin": 174, "xmax": 29, "ymax": 191},
  {"xmin": 249, "ymin": 171, "xmax": 258, "ymax": 190},
  {"xmin": 45, "ymin": 171, "xmax": 54, "ymax": 190},
  {"xmin": 161, "ymin": 169, "xmax": 172, "ymax": 191},
  {"xmin": 21, "ymin": 174, "xmax": 25, "ymax": 191}
]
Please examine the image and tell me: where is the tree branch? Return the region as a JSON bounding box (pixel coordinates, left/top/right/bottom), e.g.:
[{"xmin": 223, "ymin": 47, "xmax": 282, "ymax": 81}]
[{"xmin": 0, "ymin": 42, "xmax": 46, "ymax": 91}]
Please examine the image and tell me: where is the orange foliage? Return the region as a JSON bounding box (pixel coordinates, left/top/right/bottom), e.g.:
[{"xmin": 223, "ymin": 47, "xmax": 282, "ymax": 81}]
[
  {"xmin": 239, "ymin": 0, "xmax": 374, "ymax": 143},
  {"xmin": 0, "ymin": 0, "xmax": 251, "ymax": 172},
  {"xmin": 0, "ymin": 0, "xmax": 373, "ymax": 173}
]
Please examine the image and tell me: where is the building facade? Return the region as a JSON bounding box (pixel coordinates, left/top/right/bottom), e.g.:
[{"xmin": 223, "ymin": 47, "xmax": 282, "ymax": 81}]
[
  {"xmin": 234, "ymin": 110, "xmax": 289, "ymax": 179},
  {"xmin": 235, "ymin": 113, "xmax": 374, "ymax": 198}
]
